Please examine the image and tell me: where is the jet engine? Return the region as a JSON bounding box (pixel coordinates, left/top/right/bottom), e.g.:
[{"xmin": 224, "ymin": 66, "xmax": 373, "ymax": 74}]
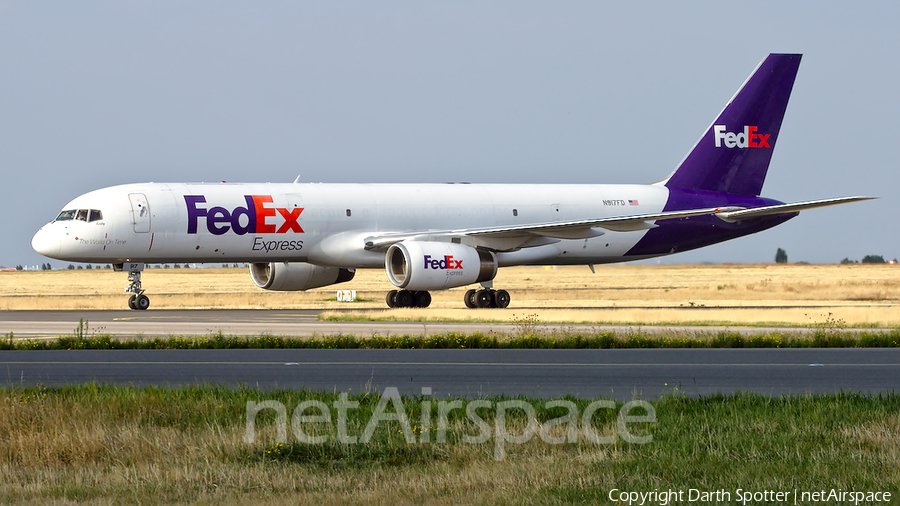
[
  {"xmin": 250, "ymin": 262, "xmax": 355, "ymax": 291},
  {"xmin": 385, "ymin": 241, "xmax": 497, "ymax": 291}
]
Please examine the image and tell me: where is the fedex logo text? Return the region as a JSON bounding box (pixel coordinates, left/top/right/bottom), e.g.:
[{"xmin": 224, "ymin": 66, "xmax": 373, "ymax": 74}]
[
  {"xmin": 713, "ymin": 125, "xmax": 770, "ymax": 149},
  {"xmin": 185, "ymin": 195, "xmax": 304, "ymax": 236},
  {"xmin": 424, "ymin": 255, "xmax": 463, "ymax": 270}
]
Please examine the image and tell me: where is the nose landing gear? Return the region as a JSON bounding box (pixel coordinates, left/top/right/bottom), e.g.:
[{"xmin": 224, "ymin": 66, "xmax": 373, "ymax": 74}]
[{"xmin": 117, "ymin": 262, "xmax": 150, "ymax": 310}]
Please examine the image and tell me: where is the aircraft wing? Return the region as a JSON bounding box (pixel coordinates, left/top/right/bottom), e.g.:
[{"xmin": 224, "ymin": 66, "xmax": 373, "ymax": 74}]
[
  {"xmin": 363, "ymin": 205, "xmax": 743, "ymax": 251},
  {"xmin": 715, "ymin": 196, "xmax": 876, "ymax": 223},
  {"xmin": 364, "ymin": 196, "xmax": 875, "ymax": 251}
]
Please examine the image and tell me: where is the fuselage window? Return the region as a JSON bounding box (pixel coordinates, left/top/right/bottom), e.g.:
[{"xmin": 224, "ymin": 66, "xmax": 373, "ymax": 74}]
[
  {"xmin": 346, "ymin": 209, "xmax": 351, "ymax": 217},
  {"xmin": 89, "ymin": 210, "xmax": 103, "ymax": 222},
  {"xmin": 76, "ymin": 209, "xmax": 89, "ymax": 222},
  {"xmin": 513, "ymin": 209, "xmax": 518, "ymax": 217},
  {"xmin": 55, "ymin": 210, "xmax": 76, "ymax": 221}
]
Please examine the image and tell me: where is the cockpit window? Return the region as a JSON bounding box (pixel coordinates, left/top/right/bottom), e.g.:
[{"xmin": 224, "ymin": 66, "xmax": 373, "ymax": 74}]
[{"xmin": 54, "ymin": 209, "xmax": 103, "ymax": 222}]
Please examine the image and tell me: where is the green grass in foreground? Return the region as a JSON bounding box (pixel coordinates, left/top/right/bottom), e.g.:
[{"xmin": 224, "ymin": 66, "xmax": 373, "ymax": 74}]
[
  {"xmin": 3, "ymin": 326, "xmax": 900, "ymax": 350},
  {"xmin": 1, "ymin": 384, "xmax": 898, "ymax": 504}
]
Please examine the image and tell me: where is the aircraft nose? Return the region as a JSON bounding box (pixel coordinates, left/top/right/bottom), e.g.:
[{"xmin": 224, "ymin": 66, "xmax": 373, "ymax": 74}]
[{"xmin": 32, "ymin": 225, "xmax": 61, "ymax": 258}]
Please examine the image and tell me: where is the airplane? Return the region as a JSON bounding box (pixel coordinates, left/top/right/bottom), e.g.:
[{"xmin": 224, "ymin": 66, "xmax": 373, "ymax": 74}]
[{"xmin": 32, "ymin": 53, "xmax": 872, "ymax": 310}]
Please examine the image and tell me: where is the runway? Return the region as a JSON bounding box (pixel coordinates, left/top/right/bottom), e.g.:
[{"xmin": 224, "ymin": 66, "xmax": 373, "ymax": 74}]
[
  {"xmin": 2, "ymin": 310, "xmax": 897, "ymax": 399},
  {"xmin": 2, "ymin": 348, "xmax": 898, "ymax": 400},
  {"xmin": 1, "ymin": 309, "xmax": 892, "ymax": 339}
]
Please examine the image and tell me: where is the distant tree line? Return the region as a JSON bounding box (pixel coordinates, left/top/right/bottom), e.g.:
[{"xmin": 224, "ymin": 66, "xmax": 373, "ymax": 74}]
[
  {"xmin": 777, "ymin": 248, "xmax": 897, "ymax": 265},
  {"xmin": 841, "ymin": 255, "xmax": 897, "ymax": 264}
]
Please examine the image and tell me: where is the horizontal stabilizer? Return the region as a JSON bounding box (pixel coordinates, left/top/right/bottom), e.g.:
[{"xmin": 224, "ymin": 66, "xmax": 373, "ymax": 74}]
[{"xmin": 715, "ymin": 196, "xmax": 876, "ymax": 223}]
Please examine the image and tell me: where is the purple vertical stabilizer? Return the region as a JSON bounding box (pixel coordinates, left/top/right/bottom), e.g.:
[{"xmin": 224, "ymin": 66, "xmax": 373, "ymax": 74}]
[{"xmin": 663, "ymin": 54, "xmax": 801, "ymax": 196}]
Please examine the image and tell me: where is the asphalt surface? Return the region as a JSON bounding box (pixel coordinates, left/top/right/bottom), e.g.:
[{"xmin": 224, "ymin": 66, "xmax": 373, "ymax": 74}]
[
  {"xmin": 2, "ymin": 348, "xmax": 898, "ymax": 400},
  {"xmin": 1, "ymin": 309, "xmax": 892, "ymax": 339}
]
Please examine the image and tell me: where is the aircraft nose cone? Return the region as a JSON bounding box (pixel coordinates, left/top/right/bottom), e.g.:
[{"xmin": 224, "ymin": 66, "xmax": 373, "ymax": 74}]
[{"xmin": 32, "ymin": 226, "xmax": 61, "ymax": 258}]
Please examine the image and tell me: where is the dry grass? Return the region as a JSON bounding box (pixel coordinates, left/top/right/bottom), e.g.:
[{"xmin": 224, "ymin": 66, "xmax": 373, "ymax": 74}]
[
  {"xmin": 2, "ymin": 264, "xmax": 899, "ymax": 326},
  {"xmin": 323, "ymin": 306, "xmax": 900, "ymax": 327}
]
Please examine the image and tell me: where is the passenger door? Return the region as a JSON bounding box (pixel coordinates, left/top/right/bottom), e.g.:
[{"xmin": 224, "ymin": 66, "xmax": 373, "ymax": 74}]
[{"xmin": 129, "ymin": 193, "xmax": 151, "ymax": 233}]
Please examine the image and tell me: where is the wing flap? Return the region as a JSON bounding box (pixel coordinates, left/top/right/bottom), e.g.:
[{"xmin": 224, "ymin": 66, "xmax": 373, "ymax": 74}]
[{"xmin": 469, "ymin": 206, "xmax": 742, "ymax": 238}]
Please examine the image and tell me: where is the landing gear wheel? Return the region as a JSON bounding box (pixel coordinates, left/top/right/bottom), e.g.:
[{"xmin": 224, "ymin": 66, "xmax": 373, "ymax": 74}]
[
  {"xmin": 386, "ymin": 290, "xmax": 399, "ymax": 308},
  {"xmin": 414, "ymin": 291, "xmax": 432, "ymax": 308},
  {"xmin": 128, "ymin": 295, "xmax": 137, "ymax": 310},
  {"xmin": 135, "ymin": 294, "xmax": 150, "ymax": 310},
  {"xmin": 476, "ymin": 289, "xmax": 494, "ymax": 308},
  {"xmin": 494, "ymin": 289, "xmax": 511, "ymax": 308},
  {"xmin": 395, "ymin": 290, "xmax": 415, "ymax": 308},
  {"xmin": 464, "ymin": 289, "xmax": 478, "ymax": 308}
]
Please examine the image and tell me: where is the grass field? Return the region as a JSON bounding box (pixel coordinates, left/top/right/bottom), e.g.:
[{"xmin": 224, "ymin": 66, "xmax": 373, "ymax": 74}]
[
  {"xmin": 1, "ymin": 264, "xmax": 898, "ymax": 326},
  {"xmin": 5, "ymin": 327, "xmax": 900, "ymax": 351},
  {"xmin": 1, "ymin": 385, "xmax": 898, "ymax": 505}
]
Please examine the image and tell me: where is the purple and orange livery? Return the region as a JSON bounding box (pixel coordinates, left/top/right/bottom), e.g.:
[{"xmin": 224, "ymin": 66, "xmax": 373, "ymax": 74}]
[{"xmin": 185, "ymin": 195, "xmax": 304, "ymax": 236}]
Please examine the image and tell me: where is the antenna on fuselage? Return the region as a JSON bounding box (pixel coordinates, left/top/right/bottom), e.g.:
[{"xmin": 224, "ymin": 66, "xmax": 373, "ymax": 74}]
[{"xmin": 293, "ymin": 175, "xmax": 301, "ymax": 184}]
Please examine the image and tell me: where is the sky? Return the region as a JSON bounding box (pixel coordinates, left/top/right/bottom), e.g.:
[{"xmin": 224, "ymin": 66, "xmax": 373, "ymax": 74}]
[{"xmin": 2, "ymin": 1, "xmax": 898, "ymax": 268}]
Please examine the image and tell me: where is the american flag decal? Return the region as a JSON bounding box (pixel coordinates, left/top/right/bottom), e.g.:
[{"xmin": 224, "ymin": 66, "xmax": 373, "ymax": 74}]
[{"xmin": 628, "ymin": 199, "xmax": 639, "ymax": 206}]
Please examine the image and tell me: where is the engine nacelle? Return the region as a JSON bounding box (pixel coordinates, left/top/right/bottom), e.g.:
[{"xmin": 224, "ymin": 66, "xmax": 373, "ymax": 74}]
[
  {"xmin": 385, "ymin": 241, "xmax": 497, "ymax": 291},
  {"xmin": 250, "ymin": 262, "xmax": 355, "ymax": 291}
]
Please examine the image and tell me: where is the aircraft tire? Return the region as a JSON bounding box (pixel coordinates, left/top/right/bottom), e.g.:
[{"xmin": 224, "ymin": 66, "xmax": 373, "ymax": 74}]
[
  {"xmin": 494, "ymin": 289, "xmax": 511, "ymax": 308},
  {"xmin": 395, "ymin": 290, "xmax": 414, "ymax": 308},
  {"xmin": 128, "ymin": 295, "xmax": 137, "ymax": 310},
  {"xmin": 475, "ymin": 289, "xmax": 494, "ymax": 308},
  {"xmin": 386, "ymin": 290, "xmax": 398, "ymax": 308},
  {"xmin": 464, "ymin": 289, "xmax": 477, "ymax": 308},
  {"xmin": 136, "ymin": 294, "xmax": 150, "ymax": 310},
  {"xmin": 414, "ymin": 291, "xmax": 432, "ymax": 308}
]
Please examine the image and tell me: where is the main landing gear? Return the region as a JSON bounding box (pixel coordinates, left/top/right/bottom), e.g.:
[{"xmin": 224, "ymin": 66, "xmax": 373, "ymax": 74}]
[
  {"xmin": 117, "ymin": 262, "xmax": 150, "ymax": 310},
  {"xmin": 385, "ymin": 290, "xmax": 432, "ymax": 308},
  {"xmin": 464, "ymin": 288, "xmax": 511, "ymax": 309},
  {"xmin": 384, "ymin": 287, "xmax": 511, "ymax": 309}
]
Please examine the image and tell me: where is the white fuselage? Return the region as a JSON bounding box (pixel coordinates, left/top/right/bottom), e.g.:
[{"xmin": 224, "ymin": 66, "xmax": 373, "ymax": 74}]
[{"xmin": 32, "ymin": 182, "xmax": 669, "ymax": 268}]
